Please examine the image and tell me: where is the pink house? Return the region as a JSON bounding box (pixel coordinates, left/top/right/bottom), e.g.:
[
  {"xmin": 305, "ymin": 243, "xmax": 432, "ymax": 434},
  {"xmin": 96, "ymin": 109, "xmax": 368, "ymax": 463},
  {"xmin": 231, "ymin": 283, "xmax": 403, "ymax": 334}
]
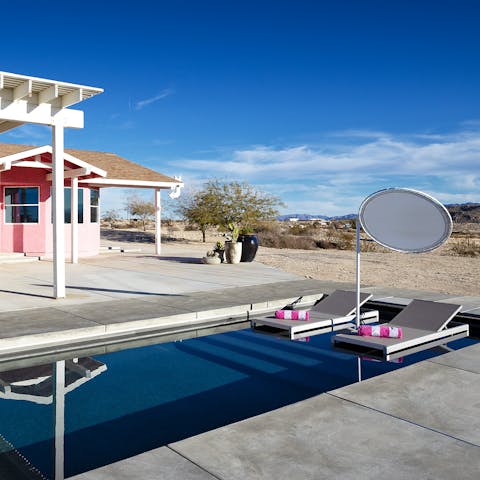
[{"xmin": 0, "ymin": 142, "xmax": 183, "ymax": 259}]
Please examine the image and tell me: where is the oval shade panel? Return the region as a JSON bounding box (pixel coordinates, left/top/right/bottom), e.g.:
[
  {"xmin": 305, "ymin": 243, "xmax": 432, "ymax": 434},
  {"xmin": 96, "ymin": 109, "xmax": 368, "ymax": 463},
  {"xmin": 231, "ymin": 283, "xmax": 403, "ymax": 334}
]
[{"xmin": 359, "ymin": 188, "xmax": 452, "ymax": 253}]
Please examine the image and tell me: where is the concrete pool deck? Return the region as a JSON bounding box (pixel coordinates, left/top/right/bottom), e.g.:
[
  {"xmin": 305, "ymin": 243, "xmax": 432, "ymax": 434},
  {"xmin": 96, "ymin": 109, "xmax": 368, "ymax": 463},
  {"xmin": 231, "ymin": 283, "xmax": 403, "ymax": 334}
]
[
  {"xmin": 0, "ymin": 243, "xmax": 478, "ymax": 479},
  {"xmin": 71, "ymin": 342, "xmax": 480, "ymax": 480},
  {"xmin": 0, "ymin": 242, "xmax": 478, "ymax": 359}
]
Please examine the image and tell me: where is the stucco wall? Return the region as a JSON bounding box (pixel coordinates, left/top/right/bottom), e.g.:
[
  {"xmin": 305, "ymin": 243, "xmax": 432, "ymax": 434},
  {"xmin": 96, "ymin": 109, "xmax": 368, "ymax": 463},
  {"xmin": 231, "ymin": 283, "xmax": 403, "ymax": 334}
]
[{"xmin": 0, "ymin": 168, "xmax": 100, "ymax": 257}]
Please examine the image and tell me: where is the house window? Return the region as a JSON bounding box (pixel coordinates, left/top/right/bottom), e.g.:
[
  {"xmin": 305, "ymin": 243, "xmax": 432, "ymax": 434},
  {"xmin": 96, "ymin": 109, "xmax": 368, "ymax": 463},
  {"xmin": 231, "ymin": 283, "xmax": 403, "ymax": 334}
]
[
  {"xmin": 50, "ymin": 187, "xmax": 85, "ymax": 223},
  {"xmin": 64, "ymin": 188, "xmax": 84, "ymax": 224},
  {"xmin": 4, "ymin": 187, "xmax": 39, "ymax": 223},
  {"xmin": 90, "ymin": 189, "xmax": 99, "ymax": 223}
]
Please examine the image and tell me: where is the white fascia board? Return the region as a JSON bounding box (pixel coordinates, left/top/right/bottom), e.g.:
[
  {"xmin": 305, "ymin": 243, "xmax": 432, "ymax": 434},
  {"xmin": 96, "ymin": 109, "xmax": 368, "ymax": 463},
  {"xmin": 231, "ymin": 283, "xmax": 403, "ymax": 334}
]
[
  {"xmin": 0, "ymin": 145, "xmax": 51, "ymax": 164},
  {"xmin": 0, "ymin": 96, "xmax": 84, "ymax": 128},
  {"xmin": 0, "ymin": 145, "xmax": 106, "ymax": 178},
  {"xmin": 20, "ymin": 146, "xmax": 107, "ymax": 178},
  {"xmin": 13, "ymin": 160, "xmax": 52, "ymax": 169},
  {"xmin": 0, "ymin": 71, "xmax": 103, "ymax": 92},
  {"xmin": 0, "ymin": 71, "xmax": 103, "ymax": 106},
  {"xmin": 79, "ymin": 178, "xmax": 184, "ymax": 189},
  {"xmin": 51, "ymin": 107, "xmax": 84, "ymax": 128}
]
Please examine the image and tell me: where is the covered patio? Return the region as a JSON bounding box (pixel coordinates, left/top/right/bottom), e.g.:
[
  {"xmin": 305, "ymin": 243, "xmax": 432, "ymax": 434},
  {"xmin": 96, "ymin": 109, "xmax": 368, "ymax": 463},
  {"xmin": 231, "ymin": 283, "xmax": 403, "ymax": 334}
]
[
  {"xmin": 0, "ymin": 71, "xmax": 182, "ymax": 299},
  {"xmin": 0, "ymin": 142, "xmax": 183, "ymax": 260}
]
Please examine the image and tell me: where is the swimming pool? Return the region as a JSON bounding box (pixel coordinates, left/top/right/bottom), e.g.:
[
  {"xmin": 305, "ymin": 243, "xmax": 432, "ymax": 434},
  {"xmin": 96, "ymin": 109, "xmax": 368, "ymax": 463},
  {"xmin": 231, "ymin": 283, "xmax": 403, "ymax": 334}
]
[{"xmin": 0, "ymin": 328, "xmax": 475, "ymax": 479}]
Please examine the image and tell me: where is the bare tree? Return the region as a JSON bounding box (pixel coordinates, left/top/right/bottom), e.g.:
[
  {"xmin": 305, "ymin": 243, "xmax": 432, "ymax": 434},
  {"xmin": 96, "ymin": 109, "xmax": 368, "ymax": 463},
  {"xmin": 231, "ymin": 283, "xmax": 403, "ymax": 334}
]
[
  {"xmin": 102, "ymin": 209, "xmax": 121, "ymax": 229},
  {"xmin": 124, "ymin": 194, "xmax": 155, "ymax": 231},
  {"xmin": 174, "ymin": 187, "xmax": 219, "ymax": 242}
]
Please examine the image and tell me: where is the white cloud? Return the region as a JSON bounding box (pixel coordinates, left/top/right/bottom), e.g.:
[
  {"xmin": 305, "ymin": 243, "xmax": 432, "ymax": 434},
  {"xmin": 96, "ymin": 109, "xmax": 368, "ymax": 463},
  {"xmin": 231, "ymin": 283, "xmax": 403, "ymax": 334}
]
[
  {"xmin": 134, "ymin": 89, "xmax": 174, "ymax": 110},
  {"xmin": 167, "ymin": 127, "xmax": 480, "ymax": 215}
]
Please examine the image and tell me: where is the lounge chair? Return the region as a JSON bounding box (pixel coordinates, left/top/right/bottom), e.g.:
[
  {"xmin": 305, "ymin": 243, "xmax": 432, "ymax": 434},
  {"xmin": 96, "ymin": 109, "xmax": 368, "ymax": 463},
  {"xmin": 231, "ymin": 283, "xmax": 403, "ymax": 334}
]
[
  {"xmin": 332, "ymin": 299, "xmax": 469, "ymax": 360},
  {"xmin": 250, "ymin": 290, "xmax": 379, "ymax": 340}
]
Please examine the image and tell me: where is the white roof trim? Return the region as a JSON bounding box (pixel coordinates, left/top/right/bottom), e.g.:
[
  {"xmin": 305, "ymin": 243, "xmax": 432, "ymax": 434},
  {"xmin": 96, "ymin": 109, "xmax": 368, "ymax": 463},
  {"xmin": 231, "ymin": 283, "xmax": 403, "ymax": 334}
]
[
  {"xmin": 0, "ymin": 71, "xmax": 103, "ymax": 105},
  {"xmin": 0, "ymin": 145, "xmax": 51, "ymax": 164},
  {"xmin": 79, "ymin": 178, "xmax": 184, "ymax": 189},
  {"xmin": 0, "ymin": 71, "xmax": 103, "ymax": 132},
  {"xmin": 0, "ymin": 145, "xmax": 107, "ymax": 177}
]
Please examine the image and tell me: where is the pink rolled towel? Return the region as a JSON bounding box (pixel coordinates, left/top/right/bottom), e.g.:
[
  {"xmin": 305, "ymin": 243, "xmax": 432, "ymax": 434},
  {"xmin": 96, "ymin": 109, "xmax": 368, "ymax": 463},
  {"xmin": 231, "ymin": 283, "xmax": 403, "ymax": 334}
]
[
  {"xmin": 275, "ymin": 310, "xmax": 309, "ymax": 320},
  {"xmin": 358, "ymin": 325, "xmax": 403, "ymax": 338}
]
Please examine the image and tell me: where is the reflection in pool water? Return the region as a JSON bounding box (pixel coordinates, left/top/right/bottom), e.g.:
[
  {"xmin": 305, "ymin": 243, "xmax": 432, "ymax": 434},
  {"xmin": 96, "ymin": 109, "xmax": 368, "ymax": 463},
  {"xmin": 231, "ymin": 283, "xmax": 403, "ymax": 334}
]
[{"xmin": 0, "ymin": 329, "xmax": 475, "ymax": 479}]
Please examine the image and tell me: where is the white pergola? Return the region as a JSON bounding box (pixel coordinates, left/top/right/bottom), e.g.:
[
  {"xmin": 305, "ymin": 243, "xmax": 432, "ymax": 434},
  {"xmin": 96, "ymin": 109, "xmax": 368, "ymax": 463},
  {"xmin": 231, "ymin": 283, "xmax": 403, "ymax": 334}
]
[{"xmin": 0, "ymin": 71, "xmax": 103, "ymax": 299}]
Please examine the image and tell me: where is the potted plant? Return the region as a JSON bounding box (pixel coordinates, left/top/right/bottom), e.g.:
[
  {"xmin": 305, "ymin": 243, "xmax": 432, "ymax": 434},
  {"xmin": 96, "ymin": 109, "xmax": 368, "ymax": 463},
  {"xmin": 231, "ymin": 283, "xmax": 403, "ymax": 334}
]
[
  {"xmin": 213, "ymin": 240, "xmax": 225, "ymax": 263},
  {"xmin": 202, "ymin": 250, "xmax": 221, "ymax": 265},
  {"xmin": 238, "ymin": 227, "xmax": 259, "ymax": 262},
  {"xmin": 224, "ymin": 223, "xmax": 242, "ymax": 264}
]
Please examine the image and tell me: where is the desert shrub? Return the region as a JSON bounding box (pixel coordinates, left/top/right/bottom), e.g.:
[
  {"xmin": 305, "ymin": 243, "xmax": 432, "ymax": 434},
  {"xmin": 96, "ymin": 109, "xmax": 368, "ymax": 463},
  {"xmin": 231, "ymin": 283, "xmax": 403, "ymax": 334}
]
[
  {"xmin": 315, "ymin": 239, "xmax": 338, "ymax": 249},
  {"xmin": 255, "ymin": 221, "xmax": 285, "ymax": 236},
  {"xmin": 289, "ymin": 223, "xmax": 318, "ymax": 235},
  {"xmin": 125, "ymin": 219, "xmax": 140, "ymax": 228},
  {"xmin": 361, "ymin": 239, "xmax": 380, "ymax": 252},
  {"xmin": 336, "ymin": 231, "xmax": 355, "ymax": 250},
  {"xmin": 257, "ymin": 233, "xmax": 317, "ymax": 250},
  {"xmin": 450, "ymin": 237, "xmax": 480, "ymax": 257},
  {"xmin": 317, "ymin": 229, "xmax": 355, "ymax": 250},
  {"xmin": 184, "ymin": 223, "xmax": 199, "ymax": 231}
]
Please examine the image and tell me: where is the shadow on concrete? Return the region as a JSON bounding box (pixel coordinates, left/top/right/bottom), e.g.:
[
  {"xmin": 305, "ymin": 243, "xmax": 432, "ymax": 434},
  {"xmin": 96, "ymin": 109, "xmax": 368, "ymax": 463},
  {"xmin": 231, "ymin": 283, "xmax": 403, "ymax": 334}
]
[
  {"xmin": 0, "ymin": 288, "xmax": 53, "ymax": 300},
  {"xmin": 140, "ymin": 255, "xmax": 203, "ymax": 264},
  {"xmin": 100, "ymin": 229, "xmax": 183, "ymax": 244},
  {"xmin": 101, "ymin": 229, "xmax": 155, "ymax": 243},
  {"xmin": 33, "ymin": 284, "xmax": 183, "ymax": 297}
]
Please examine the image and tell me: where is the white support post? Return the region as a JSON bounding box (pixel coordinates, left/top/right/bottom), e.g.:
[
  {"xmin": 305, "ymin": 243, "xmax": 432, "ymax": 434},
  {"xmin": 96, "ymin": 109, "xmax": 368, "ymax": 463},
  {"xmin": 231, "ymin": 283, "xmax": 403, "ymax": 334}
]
[
  {"xmin": 71, "ymin": 177, "xmax": 79, "ymax": 264},
  {"xmin": 52, "ymin": 360, "xmax": 65, "ymax": 480},
  {"xmin": 355, "ymin": 219, "xmax": 361, "ymax": 328},
  {"xmin": 155, "ymin": 188, "xmax": 161, "ymax": 255},
  {"xmin": 52, "ymin": 124, "xmax": 66, "ymax": 298}
]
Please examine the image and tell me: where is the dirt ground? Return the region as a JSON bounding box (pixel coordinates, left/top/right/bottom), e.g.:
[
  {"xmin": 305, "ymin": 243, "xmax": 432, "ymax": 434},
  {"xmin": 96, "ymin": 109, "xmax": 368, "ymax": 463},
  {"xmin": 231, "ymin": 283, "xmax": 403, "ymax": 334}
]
[
  {"xmin": 256, "ymin": 246, "xmax": 479, "ymax": 296},
  {"xmin": 102, "ymin": 224, "xmax": 480, "ymax": 296}
]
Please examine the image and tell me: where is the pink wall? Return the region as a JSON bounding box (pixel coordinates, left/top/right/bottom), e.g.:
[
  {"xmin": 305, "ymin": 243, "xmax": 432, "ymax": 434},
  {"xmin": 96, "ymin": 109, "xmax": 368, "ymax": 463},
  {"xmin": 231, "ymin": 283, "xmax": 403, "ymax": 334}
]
[{"xmin": 0, "ymin": 167, "xmax": 100, "ymax": 258}]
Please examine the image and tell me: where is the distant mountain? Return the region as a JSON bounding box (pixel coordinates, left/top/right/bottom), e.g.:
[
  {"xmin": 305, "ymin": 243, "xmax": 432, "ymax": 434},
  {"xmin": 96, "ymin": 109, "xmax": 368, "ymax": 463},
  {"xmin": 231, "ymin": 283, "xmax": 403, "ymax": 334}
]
[
  {"xmin": 277, "ymin": 213, "xmax": 355, "ymax": 221},
  {"xmin": 446, "ymin": 203, "xmax": 480, "ymax": 223},
  {"xmin": 278, "ymin": 203, "xmax": 480, "ymax": 224},
  {"xmin": 277, "ymin": 214, "xmax": 328, "ymax": 221}
]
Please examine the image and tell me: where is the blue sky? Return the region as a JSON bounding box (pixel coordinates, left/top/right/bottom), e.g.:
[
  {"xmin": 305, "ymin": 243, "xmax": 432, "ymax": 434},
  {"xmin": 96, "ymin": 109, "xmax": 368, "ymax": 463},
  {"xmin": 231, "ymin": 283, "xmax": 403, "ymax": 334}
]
[{"xmin": 1, "ymin": 0, "xmax": 479, "ymax": 216}]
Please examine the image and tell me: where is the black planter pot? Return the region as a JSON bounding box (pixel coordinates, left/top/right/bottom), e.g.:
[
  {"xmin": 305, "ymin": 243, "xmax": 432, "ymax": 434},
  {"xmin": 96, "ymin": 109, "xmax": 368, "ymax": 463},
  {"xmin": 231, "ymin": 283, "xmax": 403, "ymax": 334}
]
[{"xmin": 239, "ymin": 234, "xmax": 259, "ymax": 262}]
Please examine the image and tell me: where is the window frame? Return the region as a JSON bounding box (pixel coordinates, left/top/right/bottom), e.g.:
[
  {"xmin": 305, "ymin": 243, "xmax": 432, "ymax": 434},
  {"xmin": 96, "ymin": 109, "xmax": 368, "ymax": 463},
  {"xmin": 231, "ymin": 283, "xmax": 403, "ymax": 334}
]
[
  {"xmin": 63, "ymin": 187, "xmax": 85, "ymax": 224},
  {"xmin": 4, "ymin": 186, "xmax": 40, "ymax": 224},
  {"xmin": 90, "ymin": 189, "xmax": 100, "ymax": 223}
]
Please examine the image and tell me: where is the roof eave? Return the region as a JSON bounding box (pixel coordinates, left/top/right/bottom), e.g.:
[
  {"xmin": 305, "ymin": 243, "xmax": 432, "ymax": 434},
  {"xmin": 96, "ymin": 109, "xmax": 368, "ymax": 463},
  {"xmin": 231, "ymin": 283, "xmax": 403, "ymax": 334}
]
[{"xmin": 79, "ymin": 178, "xmax": 184, "ymax": 189}]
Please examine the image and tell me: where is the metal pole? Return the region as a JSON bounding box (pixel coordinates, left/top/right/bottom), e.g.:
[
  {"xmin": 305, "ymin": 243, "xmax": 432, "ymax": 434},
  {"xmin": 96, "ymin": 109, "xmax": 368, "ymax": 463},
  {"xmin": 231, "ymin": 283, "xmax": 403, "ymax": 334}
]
[
  {"xmin": 71, "ymin": 177, "xmax": 78, "ymax": 264},
  {"xmin": 53, "ymin": 360, "xmax": 65, "ymax": 480},
  {"xmin": 155, "ymin": 188, "xmax": 161, "ymax": 255},
  {"xmin": 355, "ymin": 219, "xmax": 361, "ymax": 328},
  {"xmin": 52, "ymin": 124, "xmax": 66, "ymax": 298}
]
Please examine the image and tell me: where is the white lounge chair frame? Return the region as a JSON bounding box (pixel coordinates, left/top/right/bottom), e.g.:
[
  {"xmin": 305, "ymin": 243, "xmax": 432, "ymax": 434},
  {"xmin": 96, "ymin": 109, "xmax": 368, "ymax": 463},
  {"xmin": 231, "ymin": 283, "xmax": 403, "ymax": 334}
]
[
  {"xmin": 251, "ymin": 290, "xmax": 379, "ymax": 340},
  {"xmin": 332, "ymin": 299, "xmax": 469, "ymax": 360}
]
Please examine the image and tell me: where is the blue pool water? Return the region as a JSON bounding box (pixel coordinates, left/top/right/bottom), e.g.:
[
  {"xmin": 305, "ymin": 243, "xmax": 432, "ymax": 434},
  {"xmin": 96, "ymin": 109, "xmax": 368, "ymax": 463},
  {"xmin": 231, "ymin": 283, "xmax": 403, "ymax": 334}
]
[{"xmin": 0, "ymin": 329, "xmax": 475, "ymax": 479}]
